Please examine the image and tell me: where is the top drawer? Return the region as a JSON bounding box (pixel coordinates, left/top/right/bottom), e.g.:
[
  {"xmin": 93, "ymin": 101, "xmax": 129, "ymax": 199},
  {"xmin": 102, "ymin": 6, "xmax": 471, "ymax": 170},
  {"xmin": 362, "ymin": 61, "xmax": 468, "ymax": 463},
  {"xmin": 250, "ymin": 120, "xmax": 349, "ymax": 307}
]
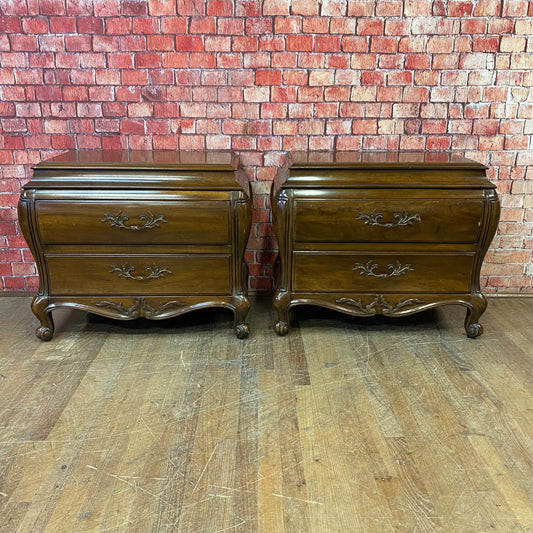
[
  {"xmin": 36, "ymin": 200, "xmax": 230, "ymax": 245},
  {"xmin": 293, "ymin": 197, "xmax": 484, "ymax": 244}
]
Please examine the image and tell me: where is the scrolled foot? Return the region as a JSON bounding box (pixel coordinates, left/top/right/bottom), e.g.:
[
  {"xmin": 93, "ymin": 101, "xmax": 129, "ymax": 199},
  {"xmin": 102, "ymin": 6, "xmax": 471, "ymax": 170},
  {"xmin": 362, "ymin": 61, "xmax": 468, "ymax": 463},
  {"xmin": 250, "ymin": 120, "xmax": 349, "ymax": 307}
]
[
  {"xmin": 466, "ymin": 323, "xmax": 483, "ymax": 338},
  {"xmin": 234, "ymin": 323, "xmax": 250, "ymax": 339},
  {"xmin": 274, "ymin": 321, "xmax": 289, "ymax": 336},
  {"xmin": 36, "ymin": 326, "xmax": 53, "ymax": 341}
]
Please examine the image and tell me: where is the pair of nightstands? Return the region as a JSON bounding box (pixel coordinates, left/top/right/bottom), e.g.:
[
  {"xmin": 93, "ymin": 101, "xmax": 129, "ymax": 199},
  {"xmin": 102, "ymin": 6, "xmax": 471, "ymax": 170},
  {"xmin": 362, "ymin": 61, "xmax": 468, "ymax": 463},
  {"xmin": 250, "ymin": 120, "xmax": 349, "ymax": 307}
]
[{"xmin": 19, "ymin": 150, "xmax": 500, "ymax": 341}]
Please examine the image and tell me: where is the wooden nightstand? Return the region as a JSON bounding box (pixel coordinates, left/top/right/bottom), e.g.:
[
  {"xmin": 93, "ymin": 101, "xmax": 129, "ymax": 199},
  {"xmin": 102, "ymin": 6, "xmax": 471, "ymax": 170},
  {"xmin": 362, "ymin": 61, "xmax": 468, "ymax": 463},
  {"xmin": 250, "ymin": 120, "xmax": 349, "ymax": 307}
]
[
  {"xmin": 18, "ymin": 150, "xmax": 252, "ymax": 340},
  {"xmin": 271, "ymin": 151, "xmax": 500, "ymax": 337}
]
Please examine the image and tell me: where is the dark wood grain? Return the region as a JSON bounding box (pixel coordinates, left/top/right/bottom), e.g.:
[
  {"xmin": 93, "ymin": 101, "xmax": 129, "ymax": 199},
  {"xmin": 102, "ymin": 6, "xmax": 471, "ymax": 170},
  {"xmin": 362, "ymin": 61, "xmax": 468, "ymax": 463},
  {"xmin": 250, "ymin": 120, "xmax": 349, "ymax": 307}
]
[
  {"xmin": 18, "ymin": 150, "xmax": 252, "ymax": 339},
  {"xmin": 272, "ymin": 151, "xmax": 500, "ymax": 337}
]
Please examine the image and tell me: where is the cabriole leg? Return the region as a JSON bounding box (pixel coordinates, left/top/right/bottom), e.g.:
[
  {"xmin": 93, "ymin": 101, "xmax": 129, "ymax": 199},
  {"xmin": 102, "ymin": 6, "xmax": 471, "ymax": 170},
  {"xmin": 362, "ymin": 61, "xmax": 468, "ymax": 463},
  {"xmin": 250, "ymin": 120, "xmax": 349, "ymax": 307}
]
[
  {"xmin": 273, "ymin": 293, "xmax": 290, "ymax": 336},
  {"xmin": 464, "ymin": 294, "xmax": 487, "ymax": 338},
  {"xmin": 233, "ymin": 296, "xmax": 250, "ymax": 339},
  {"xmin": 31, "ymin": 296, "xmax": 54, "ymax": 341}
]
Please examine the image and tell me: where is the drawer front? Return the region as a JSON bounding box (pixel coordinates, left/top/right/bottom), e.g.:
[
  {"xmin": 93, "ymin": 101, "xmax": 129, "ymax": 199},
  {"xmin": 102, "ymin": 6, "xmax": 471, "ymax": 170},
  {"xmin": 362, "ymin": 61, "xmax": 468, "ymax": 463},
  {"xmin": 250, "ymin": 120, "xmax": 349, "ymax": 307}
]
[
  {"xmin": 46, "ymin": 254, "xmax": 231, "ymax": 296},
  {"xmin": 293, "ymin": 198, "xmax": 484, "ymax": 243},
  {"xmin": 36, "ymin": 201, "xmax": 230, "ymax": 245},
  {"xmin": 292, "ymin": 252, "xmax": 474, "ymax": 293}
]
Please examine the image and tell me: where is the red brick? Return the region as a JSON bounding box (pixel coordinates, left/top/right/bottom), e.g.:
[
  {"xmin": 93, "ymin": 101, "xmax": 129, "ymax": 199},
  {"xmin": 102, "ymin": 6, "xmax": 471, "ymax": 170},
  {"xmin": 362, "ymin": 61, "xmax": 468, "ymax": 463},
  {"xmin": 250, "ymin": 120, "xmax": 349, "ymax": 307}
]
[
  {"xmin": 93, "ymin": 35, "xmax": 120, "ymax": 52},
  {"xmin": 321, "ymin": 0, "xmax": 347, "ymax": 16},
  {"xmin": 473, "ymin": 36, "xmax": 500, "ymax": 52},
  {"xmin": 376, "ymin": 0, "xmax": 402, "ymax": 16},
  {"xmin": 459, "ymin": 19, "xmax": 487, "ymax": 36},
  {"xmin": 399, "ymin": 37, "xmax": 426, "ymax": 53},
  {"xmin": 298, "ymin": 53, "xmax": 325, "ymax": 69},
  {"xmin": 21, "ymin": 18, "xmax": 49, "ymax": 33},
  {"xmin": 426, "ymin": 136, "xmax": 452, "ymax": 150},
  {"xmin": 488, "ymin": 18, "xmax": 514, "ymax": 34},
  {"xmin": 207, "ymin": 0, "xmax": 233, "ymax": 15},
  {"xmin": 10, "ymin": 35, "xmax": 37, "ymax": 51},
  {"xmin": 432, "ymin": 54, "xmax": 459, "ymax": 69},
  {"xmin": 38, "ymin": 0, "xmax": 65, "ymax": 14},
  {"xmin": 48, "ymin": 16, "xmax": 74, "ymax": 33},
  {"xmin": 217, "ymin": 18, "xmax": 244, "ymax": 35},
  {"xmin": 351, "ymin": 53, "xmax": 377, "ymax": 69},
  {"xmin": 473, "ymin": 0, "xmax": 501, "ymax": 15},
  {"xmin": 175, "ymin": 35, "xmax": 203, "ymax": 52},
  {"xmin": 255, "ymin": 69, "xmax": 282, "ymax": 86},
  {"xmin": 303, "ymin": 17, "xmax": 330, "ymax": 34},
  {"xmin": 377, "ymin": 86, "xmax": 402, "ymax": 101},
  {"xmin": 205, "ymin": 36, "xmax": 231, "ymax": 51},
  {"xmin": 148, "ymin": 0, "xmax": 176, "ymax": 15},
  {"xmin": 405, "ymin": 54, "xmax": 431, "ymax": 70},
  {"xmin": 217, "ymin": 53, "xmax": 243, "ymax": 68},
  {"xmin": 64, "ymin": 35, "xmax": 91, "ymax": 51},
  {"xmin": 341, "ymin": 36, "xmax": 368, "ymax": 52},
  {"xmin": 190, "ymin": 53, "xmax": 215, "ymax": 68},
  {"xmin": 160, "ymin": 17, "xmax": 187, "ymax": 33},
  {"xmin": 77, "ymin": 17, "xmax": 104, "ymax": 34},
  {"xmin": 290, "ymin": 0, "xmax": 319, "ymax": 15},
  {"xmin": 315, "ymin": 35, "xmax": 341, "ymax": 52},
  {"xmin": 385, "ymin": 20, "xmax": 411, "ymax": 35},
  {"xmin": 357, "ymin": 19, "xmax": 384, "ymax": 35},
  {"xmin": 427, "ymin": 37, "xmax": 453, "ymax": 54},
  {"xmin": 370, "ymin": 36, "xmax": 398, "ymax": 54},
  {"xmin": 270, "ymin": 86, "xmax": 296, "ymax": 103},
  {"xmin": 336, "ymin": 136, "xmax": 362, "ymax": 150},
  {"xmin": 245, "ymin": 17, "xmax": 272, "ymax": 34},
  {"xmin": 286, "ymin": 35, "xmax": 313, "ymax": 51},
  {"xmin": 502, "ymin": 0, "xmax": 529, "ymax": 16},
  {"xmin": 326, "ymin": 54, "xmax": 350, "ymax": 69},
  {"xmin": 50, "ymin": 135, "xmax": 75, "ymax": 149},
  {"xmin": 448, "ymin": 1, "xmax": 474, "ymax": 16},
  {"xmin": 121, "ymin": 69, "xmax": 149, "ymax": 85},
  {"xmin": 484, "ymin": 87, "xmax": 508, "ymax": 102},
  {"xmin": 388, "ymin": 71, "xmax": 413, "ymax": 85},
  {"xmin": 361, "ymin": 71, "xmax": 386, "ymax": 86},
  {"xmin": 405, "ymin": 0, "xmax": 432, "ymax": 14},
  {"xmin": 146, "ymin": 35, "xmax": 174, "ymax": 52},
  {"xmin": 177, "ymin": 0, "xmax": 205, "ymax": 15},
  {"xmin": 500, "ymin": 36, "xmax": 527, "ymax": 53},
  {"xmin": 259, "ymin": 36, "xmax": 285, "ymax": 51},
  {"xmin": 232, "ymin": 36, "xmax": 257, "ymax": 52},
  {"xmin": 28, "ymin": 52, "xmax": 55, "ymax": 68},
  {"xmin": 0, "ymin": 16, "xmax": 21, "ymax": 33},
  {"xmin": 347, "ymin": 0, "xmax": 374, "ymax": 15},
  {"xmin": 190, "ymin": 87, "xmax": 215, "ymax": 104},
  {"xmin": 263, "ymin": 0, "xmax": 290, "ymax": 15},
  {"xmin": 270, "ymin": 52, "xmax": 296, "ymax": 68},
  {"xmin": 35, "ymin": 85, "xmax": 62, "ymax": 101}
]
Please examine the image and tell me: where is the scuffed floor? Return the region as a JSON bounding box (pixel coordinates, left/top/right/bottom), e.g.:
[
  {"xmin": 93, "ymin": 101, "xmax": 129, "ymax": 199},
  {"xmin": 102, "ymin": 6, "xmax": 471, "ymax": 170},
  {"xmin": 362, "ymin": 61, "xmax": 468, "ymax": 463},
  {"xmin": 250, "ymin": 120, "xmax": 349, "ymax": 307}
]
[{"xmin": 0, "ymin": 295, "xmax": 531, "ymax": 533}]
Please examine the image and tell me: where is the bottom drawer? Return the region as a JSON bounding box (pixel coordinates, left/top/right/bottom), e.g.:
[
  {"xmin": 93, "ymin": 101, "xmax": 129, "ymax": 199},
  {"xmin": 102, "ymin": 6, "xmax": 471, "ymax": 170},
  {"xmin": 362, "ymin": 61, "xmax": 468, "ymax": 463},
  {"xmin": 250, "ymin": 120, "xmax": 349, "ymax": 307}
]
[
  {"xmin": 293, "ymin": 252, "xmax": 474, "ymax": 293},
  {"xmin": 46, "ymin": 254, "xmax": 231, "ymax": 296}
]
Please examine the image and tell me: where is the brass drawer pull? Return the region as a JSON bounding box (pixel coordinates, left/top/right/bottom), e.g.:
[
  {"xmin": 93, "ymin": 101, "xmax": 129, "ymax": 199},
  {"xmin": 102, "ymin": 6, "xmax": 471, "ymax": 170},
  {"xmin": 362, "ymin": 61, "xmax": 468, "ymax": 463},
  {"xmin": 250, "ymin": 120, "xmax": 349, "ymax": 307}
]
[
  {"xmin": 101, "ymin": 211, "xmax": 167, "ymax": 230},
  {"xmin": 353, "ymin": 260, "xmax": 413, "ymax": 278},
  {"xmin": 109, "ymin": 263, "xmax": 171, "ymax": 281},
  {"xmin": 357, "ymin": 210, "xmax": 421, "ymax": 227}
]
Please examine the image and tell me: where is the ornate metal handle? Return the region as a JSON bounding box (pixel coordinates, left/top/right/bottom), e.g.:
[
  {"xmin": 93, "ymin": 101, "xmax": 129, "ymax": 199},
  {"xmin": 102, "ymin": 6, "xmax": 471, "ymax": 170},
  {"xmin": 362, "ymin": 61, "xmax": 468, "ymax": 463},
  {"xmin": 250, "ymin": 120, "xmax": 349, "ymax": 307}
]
[
  {"xmin": 353, "ymin": 260, "xmax": 413, "ymax": 278},
  {"xmin": 357, "ymin": 210, "xmax": 421, "ymax": 227},
  {"xmin": 109, "ymin": 263, "xmax": 171, "ymax": 281},
  {"xmin": 101, "ymin": 211, "xmax": 167, "ymax": 230}
]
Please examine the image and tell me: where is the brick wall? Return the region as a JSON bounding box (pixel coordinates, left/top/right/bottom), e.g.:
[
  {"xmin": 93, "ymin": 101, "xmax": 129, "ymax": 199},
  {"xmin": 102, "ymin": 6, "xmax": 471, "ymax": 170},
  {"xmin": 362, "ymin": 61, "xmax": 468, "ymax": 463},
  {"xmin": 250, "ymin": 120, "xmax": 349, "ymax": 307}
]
[{"xmin": 1, "ymin": 0, "xmax": 532, "ymax": 293}]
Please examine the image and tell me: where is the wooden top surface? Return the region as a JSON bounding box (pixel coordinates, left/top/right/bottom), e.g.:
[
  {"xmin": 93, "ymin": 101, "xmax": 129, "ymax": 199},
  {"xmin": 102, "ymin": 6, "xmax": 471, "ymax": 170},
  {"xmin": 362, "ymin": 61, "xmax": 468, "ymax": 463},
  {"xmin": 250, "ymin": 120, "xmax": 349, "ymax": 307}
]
[
  {"xmin": 275, "ymin": 151, "xmax": 495, "ymax": 190},
  {"xmin": 27, "ymin": 150, "xmax": 248, "ymax": 191},
  {"xmin": 288, "ymin": 151, "xmax": 488, "ymax": 169}
]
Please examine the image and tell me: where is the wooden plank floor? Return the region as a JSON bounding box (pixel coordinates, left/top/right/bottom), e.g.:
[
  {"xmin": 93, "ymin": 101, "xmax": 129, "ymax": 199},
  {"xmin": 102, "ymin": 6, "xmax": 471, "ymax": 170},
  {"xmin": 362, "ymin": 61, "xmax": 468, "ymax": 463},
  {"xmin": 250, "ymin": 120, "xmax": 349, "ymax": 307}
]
[{"xmin": 0, "ymin": 295, "xmax": 531, "ymax": 533}]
